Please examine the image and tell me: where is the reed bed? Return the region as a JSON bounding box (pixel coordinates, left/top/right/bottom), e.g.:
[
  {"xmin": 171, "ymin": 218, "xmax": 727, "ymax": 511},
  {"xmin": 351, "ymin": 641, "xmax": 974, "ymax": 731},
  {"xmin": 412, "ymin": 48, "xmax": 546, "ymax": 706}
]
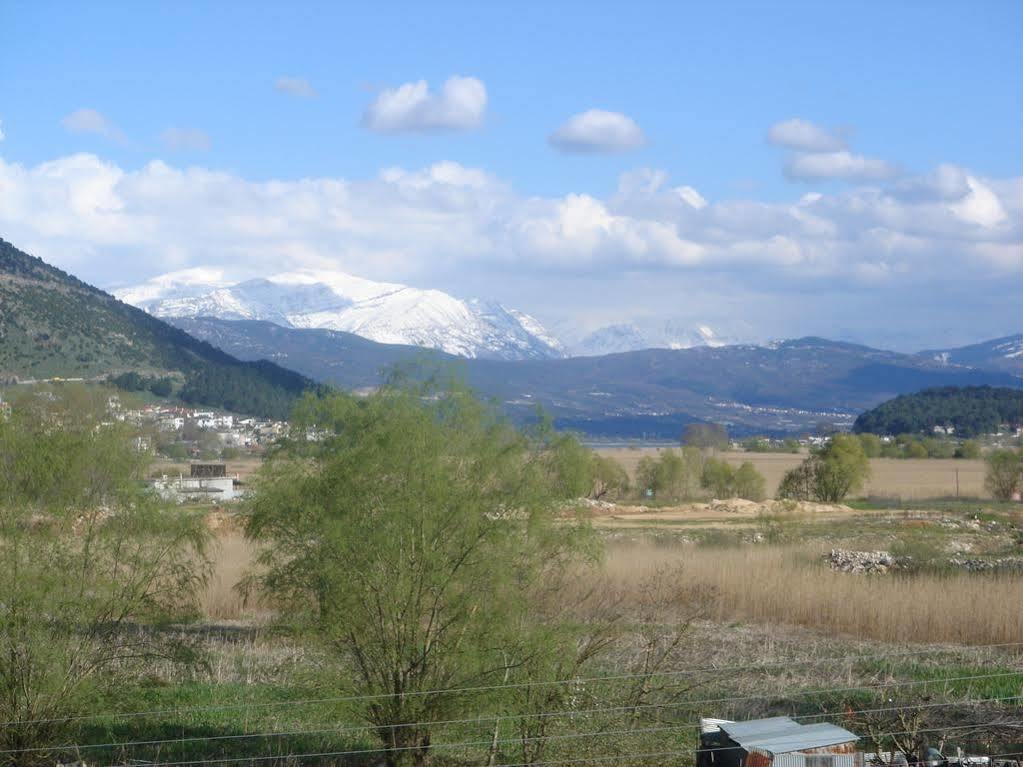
[{"xmin": 604, "ymin": 541, "xmax": 1023, "ymax": 646}]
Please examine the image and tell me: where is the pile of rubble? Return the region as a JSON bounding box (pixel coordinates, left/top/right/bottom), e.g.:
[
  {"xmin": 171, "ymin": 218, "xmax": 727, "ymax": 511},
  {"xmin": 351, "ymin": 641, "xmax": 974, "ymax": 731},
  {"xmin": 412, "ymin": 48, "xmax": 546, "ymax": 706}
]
[
  {"xmin": 827, "ymin": 549, "xmax": 1023, "ymax": 575},
  {"xmin": 948, "ymin": 556, "xmax": 1023, "ymax": 573},
  {"xmin": 824, "ymin": 549, "xmax": 905, "ymax": 574}
]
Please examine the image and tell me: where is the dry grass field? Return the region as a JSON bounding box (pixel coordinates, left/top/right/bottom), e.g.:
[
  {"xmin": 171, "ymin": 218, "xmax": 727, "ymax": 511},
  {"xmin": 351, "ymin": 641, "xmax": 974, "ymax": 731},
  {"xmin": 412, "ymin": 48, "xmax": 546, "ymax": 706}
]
[
  {"xmin": 603, "ymin": 540, "xmax": 1023, "ymax": 646},
  {"xmin": 201, "ymin": 521, "xmax": 1023, "ymax": 647},
  {"xmin": 597, "ymin": 447, "xmax": 988, "ymax": 499}
]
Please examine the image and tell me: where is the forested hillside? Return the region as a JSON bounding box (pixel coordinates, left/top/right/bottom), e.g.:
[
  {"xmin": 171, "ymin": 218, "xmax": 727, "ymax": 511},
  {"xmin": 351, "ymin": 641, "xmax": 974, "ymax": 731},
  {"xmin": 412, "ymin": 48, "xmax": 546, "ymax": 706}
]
[
  {"xmin": 0, "ymin": 238, "xmax": 319, "ymax": 418},
  {"xmin": 853, "ymin": 386, "xmax": 1023, "ymax": 437}
]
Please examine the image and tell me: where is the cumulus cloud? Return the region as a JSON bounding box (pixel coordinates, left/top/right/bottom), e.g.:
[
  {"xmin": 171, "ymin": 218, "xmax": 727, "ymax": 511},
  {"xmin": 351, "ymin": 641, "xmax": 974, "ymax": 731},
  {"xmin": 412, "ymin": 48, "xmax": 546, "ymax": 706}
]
[
  {"xmin": 161, "ymin": 127, "xmax": 212, "ymax": 152},
  {"xmin": 767, "ymin": 118, "xmax": 846, "ymax": 152},
  {"xmin": 61, "ymin": 108, "xmax": 125, "ymax": 143},
  {"xmin": 769, "ymin": 117, "xmax": 898, "ymax": 184},
  {"xmin": 549, "ymin": 109, "xmax": 646, "ymax": 154},
  {"xmin": 785, "ymin": 151, "xmax": 899, "ymax": 182},
  {"xmin": 0, "ymin": 153, "xmax": 1017, "ymax": 303},
  {"xmin": 275, "ymin": 76, "xmax": 317, "ymax": 98},
  {"xmin": 362, "ymin": 76, "xmax": 487, "ymax": 134}
]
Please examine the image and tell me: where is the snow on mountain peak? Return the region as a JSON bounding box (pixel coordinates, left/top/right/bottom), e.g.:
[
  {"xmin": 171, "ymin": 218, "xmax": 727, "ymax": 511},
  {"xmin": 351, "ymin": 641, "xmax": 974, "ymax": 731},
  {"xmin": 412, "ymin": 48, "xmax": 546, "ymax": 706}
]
[
  {"xmin": 572, "ymin": 320, "xmax": 735, "ymax": 356},
  {"xmin": 115, "ymin": 268, "xmax": 565, "ymax": 361}
]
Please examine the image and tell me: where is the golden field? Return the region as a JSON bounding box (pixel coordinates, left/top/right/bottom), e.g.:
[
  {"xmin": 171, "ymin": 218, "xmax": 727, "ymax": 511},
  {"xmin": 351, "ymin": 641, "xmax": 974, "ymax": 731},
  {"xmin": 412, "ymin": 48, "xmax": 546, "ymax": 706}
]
[
  {"xmin": 201, "ymin": 520, "xmax": 1023, "ymax": 647},
  {"xmin": 596, "ymin": 447, "xmax": 988, "ymax": 499}
]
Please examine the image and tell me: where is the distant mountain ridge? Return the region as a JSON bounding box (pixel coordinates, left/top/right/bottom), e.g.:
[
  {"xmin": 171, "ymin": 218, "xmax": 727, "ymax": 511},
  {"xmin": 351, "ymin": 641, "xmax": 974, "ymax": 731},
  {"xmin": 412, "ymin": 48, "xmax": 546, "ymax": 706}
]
[
  {"xmin": 571, "ymin": 321, "xmax": 734, "ymax": 356},
  {"xmin": 0, "ymin": 239, "xmax": 317, "ymax": 418},
  {"xmin": 169, "ymin": 317, "xmax": 1023, "ymax": 436},
  {"xmin": 116, "ymin": 269, "xmax": 565, "ymax": 361},
  {"xmin": 920, "ymin": 334, "xmax": 1023, "ymax": 375}
]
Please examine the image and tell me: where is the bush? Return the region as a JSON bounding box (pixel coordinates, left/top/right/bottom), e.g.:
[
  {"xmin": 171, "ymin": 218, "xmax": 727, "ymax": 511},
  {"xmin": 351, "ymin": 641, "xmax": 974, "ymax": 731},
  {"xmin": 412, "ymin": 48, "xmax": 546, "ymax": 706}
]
[
  {"xmin": 0, "ymin": 395, "xmax": 207, "ymax": 764},
  {"xmin": 857, "ymin": 433, "xmax": 882, "ymax": 458},
  {"xmin": 956, "ymin": 439, "xmax": 982, "ymax": 459},
  {"xmin": 985, "ymin": 448, "xmax": 1023, "ymax": 501},
  {"xmin": 701, "ymin": 457, "xmax": 735, "ymax": 498},
  {"xmin": 778, "ymin": 433, "xmax": 870, "ymax": 502},
  {"xmin": 637, "ymin": 448, "xmax": 703, "ymax": 502},
  {"xmin": 733, "ymin": 461, "xmax": 767, "ymax": 501}
]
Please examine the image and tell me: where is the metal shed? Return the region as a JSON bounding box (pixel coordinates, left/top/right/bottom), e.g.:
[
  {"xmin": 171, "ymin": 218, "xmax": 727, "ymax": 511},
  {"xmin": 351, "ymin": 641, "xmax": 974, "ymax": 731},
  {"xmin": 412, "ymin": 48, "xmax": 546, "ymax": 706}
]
[{"xmin": 699, "ymin": 717, "xmax": 860, "ymax": 767}]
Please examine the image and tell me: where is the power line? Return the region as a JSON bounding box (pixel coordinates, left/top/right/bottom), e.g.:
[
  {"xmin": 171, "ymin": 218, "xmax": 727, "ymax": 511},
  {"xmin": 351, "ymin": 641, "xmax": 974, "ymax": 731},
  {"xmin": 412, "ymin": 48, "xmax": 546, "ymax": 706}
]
[
  {"xmin": 5, "ymin": 693, "xmax": 1020, "ymax": 757},
  {"xmin": 5, "ymin": 641, "xmax": 1021, "ymax": 727}
]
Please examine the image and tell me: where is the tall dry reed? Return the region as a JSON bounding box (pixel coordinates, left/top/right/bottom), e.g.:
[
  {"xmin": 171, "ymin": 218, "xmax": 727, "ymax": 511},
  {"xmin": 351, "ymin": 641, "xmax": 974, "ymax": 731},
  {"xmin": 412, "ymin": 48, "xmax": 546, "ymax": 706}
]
[{"xmin": 604, "ymin": 541, "xmax": 1023, "ymax": 646}]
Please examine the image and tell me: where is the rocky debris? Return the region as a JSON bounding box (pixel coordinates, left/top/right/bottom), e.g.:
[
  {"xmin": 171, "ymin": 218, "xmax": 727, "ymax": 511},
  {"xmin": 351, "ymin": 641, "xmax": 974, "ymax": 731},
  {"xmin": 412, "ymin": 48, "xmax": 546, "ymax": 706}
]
[
  {"xmin": 827, "ymin": 549, "xmax": 1023, "ymax": 575},
  {"xmin": 825, "ymin": 549, "xmax": 903, "ymax": 574},
  {"xmin": 707, "ymin": 498, "xmax": 762, "ymax": 514},
  {"xmin": 948, "ymin": 557, "xmax": 1023, "ymax": 573}
]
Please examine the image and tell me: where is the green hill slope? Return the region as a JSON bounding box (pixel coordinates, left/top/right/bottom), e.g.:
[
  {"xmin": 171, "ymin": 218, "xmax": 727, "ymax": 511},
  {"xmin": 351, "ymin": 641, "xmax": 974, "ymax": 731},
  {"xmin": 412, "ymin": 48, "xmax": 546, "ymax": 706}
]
[
  {"xmin": 853, "ymin": 385, "xmax": 1023, "ymax": 437},
  {"xmin": 0, "ymin": 238, "xmax": 318, "ymax": 418}
]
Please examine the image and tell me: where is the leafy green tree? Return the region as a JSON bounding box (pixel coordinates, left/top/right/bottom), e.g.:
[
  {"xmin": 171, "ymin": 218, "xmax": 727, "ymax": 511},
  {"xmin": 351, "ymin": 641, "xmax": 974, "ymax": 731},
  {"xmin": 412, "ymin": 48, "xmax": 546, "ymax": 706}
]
[
  {"xmin": 984, "ymin": 449, "xmax": 1023, "ymax": 501},
  {"xmin": 681, "ymin": 422, "xmax": 729, "ymax": 451},
  {"xmin": 778, "ymin": 434, "xmax": 870, "ymax": 503},
  {"xmin": 701, "ymin": 457, "xmax": 735, "ymax": 498},
  {"xmin": 777, "ymin": 460, "xmax": 816, "ymax": 501},
  {"xmin": 590, "ymin": 453, "xmax": 629, "ymax": 500},
  {"xmin": 904, "ymin": 439, "xmax": 929, "ymax": 459},
  {"xmin": 733, "ymin": 461, "xmax": 767, "ymax": 501},
  {"xmin": 922, "ymin": 438, "xmax": 955, "ymax": 459},
  {"xmin": 0, "ymin": 392, "xmax": 206, "ymax": 765},
  {"xmin": 857, "ymin": 433, "xmax": 883, "ymax": 458},
  {"xmin": 244, "ymin": 382, "xmax": 596, "ymax": 767},
  {"xmin": 812, "ymin": 434, "xmax": 871, "ymax": 501},
  {"xmin": 636, "ymin": 455, "xmax": 658, "ymax": 495},
  {"xmin": 955, "ymin": 439, "xmax": 982, "ymax": 459},
  {"xmin": 636, "ymin": 448, "xmax": 703, "ymax": 502},
  {"xmin": 542, "ymin": 432, "xmax": 594, "ymax": 499}
]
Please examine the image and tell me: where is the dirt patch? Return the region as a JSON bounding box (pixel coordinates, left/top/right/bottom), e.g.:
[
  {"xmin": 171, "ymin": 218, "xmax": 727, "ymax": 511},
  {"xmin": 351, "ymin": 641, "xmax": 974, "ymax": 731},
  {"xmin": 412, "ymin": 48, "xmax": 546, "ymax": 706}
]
[{"xmin": 579, "ymin": 497, "xmax": 853, "ymax": 522}]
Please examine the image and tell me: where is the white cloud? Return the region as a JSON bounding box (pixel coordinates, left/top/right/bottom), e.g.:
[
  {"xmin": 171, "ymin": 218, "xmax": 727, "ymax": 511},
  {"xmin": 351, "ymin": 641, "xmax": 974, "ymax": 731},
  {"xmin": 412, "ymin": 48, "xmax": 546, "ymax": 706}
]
[
  {"xmin": 362, "ymin": 76, "xmax": 487, "ymax": 134},
  {"xmin": 161, "ymin": 127, "xmax": 212, "ymax": 152},
  {"xmin": 950, "ymin": 176, "xmax": 1008, "ymax": 228},
  {"xmin": 0, "ymin": 119, "xmax": 5, "ymax": 142},
  {"xmin": 275, "ymin": 76, "xmax": 317, "ymax": 98},
  {"xmin": 767, "ymin": 118, "xmax": 846, "ymax": 152},
  {"xmin": 785, "ymin": 151, "xmax": 898, "ymax": 182},
  {"xmin": 549, "ymin": 109, "xmax": 646, "ymax": 154},
  {"xmin": 0, "ymin": 153, "xmax": 1019, "ymax": 323},
  {"xmin": 61, "ymin": 108, "xmax": 126, "ymax": 143}
]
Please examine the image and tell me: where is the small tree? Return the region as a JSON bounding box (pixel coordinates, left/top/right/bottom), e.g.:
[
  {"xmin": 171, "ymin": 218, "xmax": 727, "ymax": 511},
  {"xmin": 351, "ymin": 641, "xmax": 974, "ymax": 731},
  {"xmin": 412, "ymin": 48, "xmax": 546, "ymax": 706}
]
[
  {"xmin": 778, "ymin": 434, "xmax": 870, "ymax": 503},
  {"xmin": 857, "ymin": 433, "xmax": 883, "ymax": 458},
  {"xmin": 984, "ymin": 448, "xmax": 1022, "ymax": 501},
  {"xmin": 733, "ymin": 461, "xmax": 767, "ymax": 501},
  {"xmin": 955, "ymin": 439, "xmax": 981, "ymax": 459},
  {"xmin": 636, "ymin": 449, "xmax": 703, "ymax": 502},
  {"xmin": 245, "ymin": 381, "xmax": 596, "ymax": 767},
  {"xmin": 701, "ymin": 457, "xmax": 735, "ymax": 498},
  {"xmin": 590, "ymin": 453, "xmax": 629, "ymax": 500},
  {"xmin": 681, "ymin": 423, "xmax": 729, "ymax": 451},
  {"xmin": 0, "ymin": 390, "xmax": 207, "ymax": 765}
]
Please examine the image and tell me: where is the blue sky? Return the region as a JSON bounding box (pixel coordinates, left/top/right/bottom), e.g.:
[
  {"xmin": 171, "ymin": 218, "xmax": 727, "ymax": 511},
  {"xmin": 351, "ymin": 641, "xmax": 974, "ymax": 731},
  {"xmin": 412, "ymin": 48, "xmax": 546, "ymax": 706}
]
[{"xmin": 1, "ymin": 0, "xmax": 1021, "ymax": 349}]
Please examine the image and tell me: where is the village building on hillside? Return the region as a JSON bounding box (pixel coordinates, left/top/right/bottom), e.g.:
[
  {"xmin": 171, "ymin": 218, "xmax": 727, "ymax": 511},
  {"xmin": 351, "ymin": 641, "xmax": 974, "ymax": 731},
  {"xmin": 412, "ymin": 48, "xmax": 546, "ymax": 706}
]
[{"xmin": 699, "ymin": 717, "xmax": 860, "ymax": 767}]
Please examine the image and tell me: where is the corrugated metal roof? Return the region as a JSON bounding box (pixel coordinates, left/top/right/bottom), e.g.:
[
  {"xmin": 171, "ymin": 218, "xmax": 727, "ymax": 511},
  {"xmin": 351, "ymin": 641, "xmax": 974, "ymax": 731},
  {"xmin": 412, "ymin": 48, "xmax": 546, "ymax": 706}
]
[{"xmin": 719, "ymin": 718, "xmax": 858, "ymax": 754}]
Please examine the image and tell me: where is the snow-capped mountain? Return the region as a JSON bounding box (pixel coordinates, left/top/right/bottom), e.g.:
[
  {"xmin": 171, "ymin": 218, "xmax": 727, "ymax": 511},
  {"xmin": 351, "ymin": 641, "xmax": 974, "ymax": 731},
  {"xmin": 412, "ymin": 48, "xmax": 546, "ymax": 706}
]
[
  {"xmin": 572, "ymin": 321, "xmax": 733, "ymax": 356},
  {"xmin": 115, "ymin": 269, "xmax": 565, "ymax": 361}
]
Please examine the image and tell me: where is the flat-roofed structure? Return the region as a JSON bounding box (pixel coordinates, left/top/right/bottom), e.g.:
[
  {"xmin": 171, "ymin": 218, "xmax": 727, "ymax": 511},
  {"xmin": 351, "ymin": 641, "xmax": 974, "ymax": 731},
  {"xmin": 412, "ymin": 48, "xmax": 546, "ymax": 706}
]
[{"xmin": 699, "ymin": 717, "xmax": 860, "ymax": 767}]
